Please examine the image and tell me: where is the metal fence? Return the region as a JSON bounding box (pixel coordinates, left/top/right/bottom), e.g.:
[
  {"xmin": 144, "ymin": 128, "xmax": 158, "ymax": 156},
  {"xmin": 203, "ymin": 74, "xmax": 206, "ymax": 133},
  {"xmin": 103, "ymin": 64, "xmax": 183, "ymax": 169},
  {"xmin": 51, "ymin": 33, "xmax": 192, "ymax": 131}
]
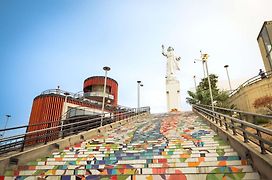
[
  {"xmin": 197, "ymin": 104, "xmax": 272, "ymax": 124},
  {"xmin": 0, "ymin": 107, "xmax": 150, "ymax": 155},
  {"xmin": 193, "ymin": 104, "xmax": 272, "ymax": 154},
  {"xmin": 40, "ymin": 89, "xmax": 134, "ymax": 112}
]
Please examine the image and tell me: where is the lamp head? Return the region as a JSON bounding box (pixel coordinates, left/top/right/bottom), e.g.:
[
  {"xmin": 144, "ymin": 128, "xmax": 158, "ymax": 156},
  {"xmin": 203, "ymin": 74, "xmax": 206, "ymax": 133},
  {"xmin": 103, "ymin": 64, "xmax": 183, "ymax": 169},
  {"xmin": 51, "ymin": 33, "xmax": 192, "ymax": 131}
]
[
  {"xmin": 201, "ymin": 53, "xmax": 209, "ymax": 61},
  {"xmin": 64, "ymin": 92, "xmax": 70, "ymax": 96},
  {"xmin": 103, "ymin": 66, "xmax": 111, "ymax": 71}
]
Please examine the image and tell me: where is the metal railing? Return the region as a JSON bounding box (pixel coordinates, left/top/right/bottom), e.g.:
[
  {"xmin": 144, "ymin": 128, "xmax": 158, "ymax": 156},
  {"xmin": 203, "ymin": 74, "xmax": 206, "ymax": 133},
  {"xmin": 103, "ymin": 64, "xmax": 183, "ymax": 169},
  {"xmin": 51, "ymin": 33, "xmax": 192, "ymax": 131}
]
[
  {"xmin": 197, "ymin": 104, "xmax": 272, "ymax": 124},
  {"xmin": 84, "ymin": 92, "xmax": 114, "ymax": 100},
  {"xmin": 0, "ymin": 106, "xmax": 150, "ymax": 155},
  {"xmin": 229, "ymin": 70, "xmax": 272, "ymax": 97},
  {"xmin": 193, "ymin": 104, "xmax": 272, "ymax": 154},
  {"xmin": 41, "ymin": 89, "xmax": 102, "ymax": 105},
  {"xmin": 41, "ymin": 89, "xmax": 133, "ymax": 111}
]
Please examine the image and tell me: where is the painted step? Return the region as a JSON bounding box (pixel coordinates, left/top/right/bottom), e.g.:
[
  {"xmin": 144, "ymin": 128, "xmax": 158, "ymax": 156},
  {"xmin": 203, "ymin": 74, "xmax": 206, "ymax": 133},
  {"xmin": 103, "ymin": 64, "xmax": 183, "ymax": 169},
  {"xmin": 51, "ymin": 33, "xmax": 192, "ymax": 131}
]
[
  {"xmin": 31, "ymin": 155, "xmax": 243, "ymax": 166},
  {"xmin": 0, "ymin": 172, "xmax": 261, "ymax": 180},
  {"xmin": 51, "ymin": 149, "xmax": 235, "ymax": 158},
  {"xmin": 5, "ymin": 165, "xmax": 254, "ymax": 176},
  {"xmin": 52, "ymin": 148, "xmax": 235, "ymax": 157},
  {"xmin": 45, "ymin": 152, "xmax": 239, "ymax": 162},
  {"xmin": 118, "ymin": 156, "xmax": 242, "ymax": 164},
  {"xmin": 71, "ymin": 139, "xmax": 226, "ymax": 147},
  {"xmin": 36, "ymin": 154, "xmax": 242, "ymax": 163},
  {"xmin": 62, "ymin": 144, "xmax": 232, "ymax": 153},
  {"xmin": 80, "ymin": 140, "xmax": 226, "ymax": 147},
  {"xmin": 16, "ymin": 160, "xmax": 248, "ymax": 170}
]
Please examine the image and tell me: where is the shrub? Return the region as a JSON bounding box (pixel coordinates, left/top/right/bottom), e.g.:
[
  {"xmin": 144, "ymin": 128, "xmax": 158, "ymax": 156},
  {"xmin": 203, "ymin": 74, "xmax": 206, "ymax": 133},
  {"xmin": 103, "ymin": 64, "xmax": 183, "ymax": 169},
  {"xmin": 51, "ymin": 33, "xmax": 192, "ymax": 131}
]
[
  {"xmin": 253, "ymin": 96, "xmax": 272, "ymax": 113},
  {"xmin": 253, "ymin": 117, "xmax": 270, "ymax": 125}
]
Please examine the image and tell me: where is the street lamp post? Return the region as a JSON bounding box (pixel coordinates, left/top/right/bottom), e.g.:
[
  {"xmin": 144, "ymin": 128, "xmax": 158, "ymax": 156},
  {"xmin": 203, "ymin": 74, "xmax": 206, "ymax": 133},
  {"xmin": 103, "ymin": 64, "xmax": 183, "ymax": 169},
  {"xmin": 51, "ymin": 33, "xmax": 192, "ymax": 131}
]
[
  {"xmin": 100, "ymin": 66, "xmax": 111, "ymax": 127},
  {"xmin": 139, "ymin": 84, "xmax": 143, "ymax": 111},
  {"xmin": 202, "ymin": 60, "xmax": 206, "ymax": 78},
  {"xmin": 224, "ymin": 65, "xmax": 232, "ymax": 91},
  {"xmin": 2, "ymin": 115, "xmax": 11, "ymax": 138},
  {"xmin": 137, "ymin": 81, "xmax": 143, "ymax": 112},
  {"xmin": 202, "ymin": 53, "xmax": 215, "ymax": 113},
  {"xmin": 193, "ymin": 75, "xmax": 197, "ymax": 91},
  {"xmin": 137, "ymin": 81, "xmax": 141, "ymax": 110}
]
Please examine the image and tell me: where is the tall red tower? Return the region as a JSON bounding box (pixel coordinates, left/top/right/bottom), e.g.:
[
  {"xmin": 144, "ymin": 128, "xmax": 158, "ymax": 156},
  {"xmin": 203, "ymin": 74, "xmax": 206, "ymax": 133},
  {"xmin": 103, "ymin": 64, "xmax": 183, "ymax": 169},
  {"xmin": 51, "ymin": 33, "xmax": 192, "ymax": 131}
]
[{"xmin": 83, "ymin": 76, "xmax": 118, "ymax": 106}]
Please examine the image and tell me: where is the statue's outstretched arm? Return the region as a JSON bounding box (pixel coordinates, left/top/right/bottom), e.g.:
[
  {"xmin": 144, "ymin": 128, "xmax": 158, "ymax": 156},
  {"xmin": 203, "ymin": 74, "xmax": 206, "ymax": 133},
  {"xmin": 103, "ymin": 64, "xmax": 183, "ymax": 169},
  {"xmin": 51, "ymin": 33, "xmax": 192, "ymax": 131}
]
[
  {"xmin": 176, "ymin": 57, "xmax": 181, "ymax": 61},
  {"xmin": 162, "ymin": 45, "xmax": 167, "ymax": 57}
]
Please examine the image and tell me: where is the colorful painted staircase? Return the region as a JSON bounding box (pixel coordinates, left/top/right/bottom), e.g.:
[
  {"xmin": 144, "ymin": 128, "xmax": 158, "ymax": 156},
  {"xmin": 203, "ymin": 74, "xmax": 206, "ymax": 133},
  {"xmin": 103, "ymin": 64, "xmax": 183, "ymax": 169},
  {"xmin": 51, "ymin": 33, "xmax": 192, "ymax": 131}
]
[{"xmin": 2, "ymin": 113, "xmax": 260, "ymax": 179}]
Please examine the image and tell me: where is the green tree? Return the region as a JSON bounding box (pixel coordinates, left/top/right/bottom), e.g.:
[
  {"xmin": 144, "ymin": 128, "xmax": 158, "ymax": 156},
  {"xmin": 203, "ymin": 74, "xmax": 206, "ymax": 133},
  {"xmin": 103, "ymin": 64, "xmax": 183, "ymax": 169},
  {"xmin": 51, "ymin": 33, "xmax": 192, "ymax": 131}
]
[{"xmin": 186, "ymin": 74, "xmax": 230, "ymax": 107}]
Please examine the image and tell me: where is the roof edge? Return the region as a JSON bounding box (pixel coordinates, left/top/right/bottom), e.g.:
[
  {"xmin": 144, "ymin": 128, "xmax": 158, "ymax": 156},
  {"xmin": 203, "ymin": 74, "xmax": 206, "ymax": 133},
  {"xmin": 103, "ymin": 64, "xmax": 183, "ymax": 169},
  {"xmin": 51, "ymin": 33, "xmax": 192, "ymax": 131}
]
[{"xmin": 84, "ymin": 76, "xmax": 118, "ymax": 85}]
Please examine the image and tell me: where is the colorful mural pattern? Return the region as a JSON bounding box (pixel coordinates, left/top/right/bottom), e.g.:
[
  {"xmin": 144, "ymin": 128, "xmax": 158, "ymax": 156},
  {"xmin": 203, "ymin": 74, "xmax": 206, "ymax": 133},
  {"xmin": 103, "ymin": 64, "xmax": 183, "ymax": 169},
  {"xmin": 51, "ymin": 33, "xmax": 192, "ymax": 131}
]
[{"xmin": 2, "ymin": 113, "xmax": 260, "ymax": 179}]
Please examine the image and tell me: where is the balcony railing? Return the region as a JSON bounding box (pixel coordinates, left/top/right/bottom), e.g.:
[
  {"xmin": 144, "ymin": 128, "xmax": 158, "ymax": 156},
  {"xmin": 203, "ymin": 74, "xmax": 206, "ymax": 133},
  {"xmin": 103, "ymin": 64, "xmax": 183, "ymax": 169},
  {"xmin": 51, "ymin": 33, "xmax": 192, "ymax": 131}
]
[
  {"xmin": 84, "ymin": 91, "xmax": 114, "ymax": 100},
  {"xmin": 40, "ymin": 89, "xmax": 132, "ymax": 110}
]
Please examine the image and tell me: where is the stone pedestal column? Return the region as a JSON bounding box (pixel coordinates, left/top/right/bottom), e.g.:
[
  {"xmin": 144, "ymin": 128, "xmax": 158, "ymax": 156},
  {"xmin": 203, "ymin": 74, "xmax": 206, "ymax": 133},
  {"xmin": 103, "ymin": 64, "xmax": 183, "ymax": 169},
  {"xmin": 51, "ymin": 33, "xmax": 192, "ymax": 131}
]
[{"xmin": 166, "ymin": 78, "xmax": 181, "ymax": 112}]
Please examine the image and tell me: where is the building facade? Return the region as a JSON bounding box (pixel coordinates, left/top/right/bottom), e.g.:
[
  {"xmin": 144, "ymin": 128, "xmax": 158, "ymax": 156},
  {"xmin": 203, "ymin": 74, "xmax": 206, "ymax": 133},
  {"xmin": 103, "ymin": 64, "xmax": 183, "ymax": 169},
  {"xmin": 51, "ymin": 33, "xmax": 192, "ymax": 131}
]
[
  {"xmin": 257, "ymin": 21, "xmax": 272, "ymax": 72},
  {"xmin": 26, "ymin": 76, "xmax": 119, "ymax": 144}
]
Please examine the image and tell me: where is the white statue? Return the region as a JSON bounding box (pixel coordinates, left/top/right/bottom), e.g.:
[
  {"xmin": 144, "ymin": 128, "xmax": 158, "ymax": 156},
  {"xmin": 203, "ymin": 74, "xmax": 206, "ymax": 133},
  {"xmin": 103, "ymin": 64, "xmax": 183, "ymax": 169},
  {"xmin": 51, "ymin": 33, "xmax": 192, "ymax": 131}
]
[{"xmin": 162, "ymin": 45, "xmax": 181, "ymax": 79}]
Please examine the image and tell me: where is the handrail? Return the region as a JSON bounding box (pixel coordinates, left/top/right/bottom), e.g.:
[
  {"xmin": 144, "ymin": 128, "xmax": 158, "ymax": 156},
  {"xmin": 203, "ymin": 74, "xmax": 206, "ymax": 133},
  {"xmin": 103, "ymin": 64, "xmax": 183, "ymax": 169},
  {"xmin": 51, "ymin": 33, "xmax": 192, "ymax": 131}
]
[
  {"xmin": 193, "ymin": 104, "xmax": 272, "ymax": 154},
  {"xmin": 0, "ymin": 106, "xmax": 150, "ymax": 155},
  {"xmin": 0, "ymin": 110, "xmax": 131, "ymax": 142},
  {"xmin": 0, "ymin": 107, "xmax": 99, "ymax": 133},
  {"xmin": 229, "ymin": 70, "xmax": 272, "ymax": 97},
  {"xmin": 197, "ymin": 104, "xmax": 272, "ymax": 121}
]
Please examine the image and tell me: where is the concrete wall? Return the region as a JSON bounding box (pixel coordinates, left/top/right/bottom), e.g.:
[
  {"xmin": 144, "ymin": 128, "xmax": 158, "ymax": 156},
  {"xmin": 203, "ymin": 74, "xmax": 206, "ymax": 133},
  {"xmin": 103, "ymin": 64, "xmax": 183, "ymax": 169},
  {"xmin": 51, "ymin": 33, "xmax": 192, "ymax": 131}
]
[{"xmin": 228, "ymin": 75, "xmax": 272, "ymax": 113}]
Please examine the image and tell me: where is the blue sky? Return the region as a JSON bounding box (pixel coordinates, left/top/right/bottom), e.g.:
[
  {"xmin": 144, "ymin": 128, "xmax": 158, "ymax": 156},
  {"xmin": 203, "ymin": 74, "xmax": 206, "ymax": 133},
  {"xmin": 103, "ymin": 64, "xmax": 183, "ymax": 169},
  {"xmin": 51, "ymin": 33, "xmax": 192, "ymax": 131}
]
[{"xmin": 0, "ymin": 0, "xmax": 272, "ymax": 129}]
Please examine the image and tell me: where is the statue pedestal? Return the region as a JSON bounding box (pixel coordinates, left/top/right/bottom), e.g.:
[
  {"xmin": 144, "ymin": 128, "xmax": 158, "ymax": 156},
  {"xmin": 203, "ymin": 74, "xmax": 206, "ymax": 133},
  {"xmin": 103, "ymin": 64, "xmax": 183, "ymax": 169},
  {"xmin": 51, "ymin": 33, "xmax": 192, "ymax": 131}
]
[{"xmin": 166, "ymin": 77, "xmax": 181, "ymax": 112}]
